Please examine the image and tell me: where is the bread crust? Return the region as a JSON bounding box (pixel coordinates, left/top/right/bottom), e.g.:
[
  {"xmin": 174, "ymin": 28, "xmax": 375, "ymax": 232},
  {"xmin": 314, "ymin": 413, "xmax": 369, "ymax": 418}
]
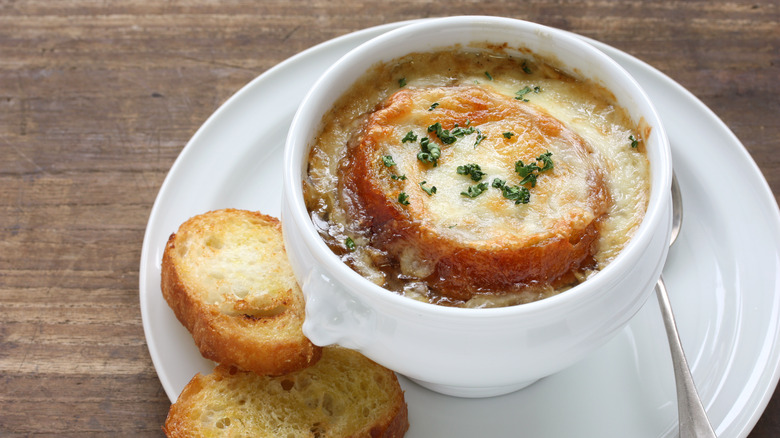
[
  {"xmin": 162, "ymin": 370, "xmax": 207, "ymax": 438},
  {"xmin": 161, "ymin": 209, "xmax": 321, "ymax": 376},
  {"xmin": 341, "ymin": 86, "xmax": 610, "ymax": 301}
]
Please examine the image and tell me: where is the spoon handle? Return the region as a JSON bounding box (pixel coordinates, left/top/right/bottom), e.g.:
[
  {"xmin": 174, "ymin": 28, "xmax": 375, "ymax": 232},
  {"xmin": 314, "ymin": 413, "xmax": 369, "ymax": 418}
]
[{"xmin": 655, "ymin": 276, "xmax": 717, "ymax": 438}]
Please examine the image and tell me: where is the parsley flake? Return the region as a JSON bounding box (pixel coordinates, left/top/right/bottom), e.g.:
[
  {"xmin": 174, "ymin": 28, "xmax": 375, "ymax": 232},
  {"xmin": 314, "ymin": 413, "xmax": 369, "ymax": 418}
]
[
  {"xmin": 503, "ymin": 132, "xmax": 514, "ymax": 139},
  {"xmin": 514, "ymin": 86, "xmax": 541, "ymax": 102},
  {"xmin": 515, "ymin": 151, "xmax": 554, "ymax": 187},
  {"xmin": 461, "ymin": 182, "xmax": 489, "ymax": 198},
  {"xmin": 515, "ymin": 86, "xmax": 533, "ymax": 101},
  {"xmin": 420, "ymin": 181, "xmax": 437, "ymax": 196},
  {"xmin": 345, "ymin": 237, "xmax": 356, "ymax": 252},
  {"xmin": 451, "ymin": 125, "xmax": 475, "ymax": 137},
  {"xmin": 417, "ymin": 137, "xmax": 441, "ymax": 166},
  {"xmin": 492, "ymin": 178, "xmax": 530, "ymax": 204},
  {"xmin": 398, "ymin": 192, "xmax": 410, "ymax": 205},
  {"xmin": 536, "ymin": 151, "xmax": 554, "ymax": 172},
  {"xmin": 515, "ymin": 160, "xmax": 537, "ymax": 185},
  {"xmin": 428, "ymin": 102, "xmax": 440, "ymax": 111},
  {"xmin": 522, "ymin": 61, "xmax": 532, "ymax": 74},
  {"xmin": 402, "ymin": 131, "xmax": 418, "ymax": 143},
  {"xmin": 629, "ymin": 135, "xmax": 639, "ymax": 148},
  {"xmin": 484, "ymin": 71, "xmax": 493, "ymax": 80},
  {"xmin": 382, "ymin": 155, "xmax": 396, "ymax": 167},
  {"xmin": 398, "ymin": 78, "xmax": 407, "ymax": 87},
  {"xmin": 457, "ymin": 163, "xmax": 486, "ymax": 181},
  {"xmin": 427, "ymin": 122, "xmax": 457, "ymax": 144},
  {"xmin": 474, "ymin": 129, "xmax": 487, "ymax": 148},
  {"xmin": 501, "ymin": 184, "xmax": 531, "ymax": 204},
  {"xmin": 391, "ymin": 174, "xmax": 407, "ymax": 181}
]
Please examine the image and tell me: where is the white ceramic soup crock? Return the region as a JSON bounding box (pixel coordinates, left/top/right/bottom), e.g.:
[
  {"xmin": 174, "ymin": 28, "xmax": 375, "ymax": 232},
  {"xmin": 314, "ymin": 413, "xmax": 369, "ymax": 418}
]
[{"xmin": 282, "ymin": 16, "xmax": 672, "ymax": 398}]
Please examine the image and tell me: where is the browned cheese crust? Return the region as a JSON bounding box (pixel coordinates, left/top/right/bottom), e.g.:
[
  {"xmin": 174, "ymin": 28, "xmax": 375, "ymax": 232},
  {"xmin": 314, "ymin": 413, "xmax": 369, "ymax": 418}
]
[
  {"xmin": 161, "ymin": 209, "xmax": 321, "ymax": 376},
  {"xmin": 340, "ymin": 86, "xmax": 610, "ymax": 301}
]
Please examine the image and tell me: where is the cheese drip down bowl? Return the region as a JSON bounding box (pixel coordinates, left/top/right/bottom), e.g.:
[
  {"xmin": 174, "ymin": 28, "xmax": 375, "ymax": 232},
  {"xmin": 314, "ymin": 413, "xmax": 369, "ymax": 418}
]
[{"xmin": 282, "ymin": 16, "xmax": 672, "ymax": 397}]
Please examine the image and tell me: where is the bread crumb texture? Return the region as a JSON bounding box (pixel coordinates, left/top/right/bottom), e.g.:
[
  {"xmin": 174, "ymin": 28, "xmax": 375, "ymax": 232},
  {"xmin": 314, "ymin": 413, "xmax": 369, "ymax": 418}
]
[
  {"xmin": 164, "ymin": 347, "xmax": 409, "ymax": 438},
  {"xmin": 172, "ymin": 209, "xmax": 296, "ymax": 316}
]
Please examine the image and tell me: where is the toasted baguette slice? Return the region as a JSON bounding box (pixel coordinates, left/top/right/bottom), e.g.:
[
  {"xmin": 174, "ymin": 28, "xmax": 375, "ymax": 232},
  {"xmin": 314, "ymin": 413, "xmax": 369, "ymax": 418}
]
[
  {"xmin": 161, "ymin": 209, "xmax": 321, "ymax": 376},
  {"xmin": 164, "ymin": 347, "xmax": 409, "ymax": 438},
  {"xmin": 341, "ymin": 86, "xmax": 609, "ymax": 301}
]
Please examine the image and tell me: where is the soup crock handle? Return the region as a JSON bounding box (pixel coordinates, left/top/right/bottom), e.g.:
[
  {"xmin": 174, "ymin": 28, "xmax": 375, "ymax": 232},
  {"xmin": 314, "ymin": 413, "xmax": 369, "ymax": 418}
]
[{"xmin": 300, "ymin": 267, "xmax": 375, "ymax": 349}]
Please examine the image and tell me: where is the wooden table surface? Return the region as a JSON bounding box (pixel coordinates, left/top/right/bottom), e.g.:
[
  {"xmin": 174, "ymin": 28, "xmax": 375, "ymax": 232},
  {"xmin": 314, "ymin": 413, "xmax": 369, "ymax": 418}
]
[{"xmin": 1, "ymin": 1, "xmax": 777, "ymax": 436}]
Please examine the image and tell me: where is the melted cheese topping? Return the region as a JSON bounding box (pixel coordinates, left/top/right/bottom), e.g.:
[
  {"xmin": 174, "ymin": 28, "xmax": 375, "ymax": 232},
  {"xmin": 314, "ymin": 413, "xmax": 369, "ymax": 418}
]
[
  {"xmin": 356, "ymin": 86, "xmax": 606, "ymax": 247},
  {"xmin": 304, "ymin": 48, "xmax": 650, "ymax": 307}
]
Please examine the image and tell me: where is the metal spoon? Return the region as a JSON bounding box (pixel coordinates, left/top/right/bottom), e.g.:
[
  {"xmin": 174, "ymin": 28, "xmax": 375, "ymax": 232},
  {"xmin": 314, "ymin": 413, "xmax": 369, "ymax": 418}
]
[{"xmin": 656, "ymin": 174, "xmax": 716, "ymax": 437}]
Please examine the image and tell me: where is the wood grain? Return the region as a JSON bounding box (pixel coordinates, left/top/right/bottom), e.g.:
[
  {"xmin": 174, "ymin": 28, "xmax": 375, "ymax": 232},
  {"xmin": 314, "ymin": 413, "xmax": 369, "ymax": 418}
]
[{"xmin": 1, "ymin": 1, "xmax": 777, "ymax": 436}]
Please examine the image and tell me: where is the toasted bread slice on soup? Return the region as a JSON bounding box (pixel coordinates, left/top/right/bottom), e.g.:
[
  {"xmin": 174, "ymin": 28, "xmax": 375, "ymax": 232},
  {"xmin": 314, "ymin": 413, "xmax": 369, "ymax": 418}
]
[
  {"xmin": 163, "ymin": 346, "xmax": 409, "ymax": 438},
  {"xmin": 161, "ymin": 208, "xmax": 321, "ymax": 376},
  {"xmin": 340, "ymin": 86, "xmax": 609, "ymax": 302}
]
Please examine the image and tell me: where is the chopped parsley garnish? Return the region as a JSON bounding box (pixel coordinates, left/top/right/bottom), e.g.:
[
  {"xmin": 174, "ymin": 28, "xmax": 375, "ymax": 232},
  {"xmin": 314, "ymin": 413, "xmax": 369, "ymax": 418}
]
[
  {"xmin": 456, "ymin": 163, "xmax": 486, "ymax": 181},
  {"xmin": 503, "ymin": 184, "xmax": 531, "ymax": 204},
  {"xmin": 401, "ymin": 131, "xmax": 418, "ymax": 143},
  {"xmin": 345, "ymin": 237, "xmax": 356, "ymax": 252},
  {"xmin": 492, "ymin": 178, "xmax": 531, "ymax": 204},
  {"xmin": 450, "ymin": 125, "xmax": 475, "ymax": 137},
  {"xmin": 428, "ymin": 102, "xmax": 440, "ymax": 111},
  {"xmin": 515, "ymin": 151, "xmax": 554, "ymax": 187},
  {"xmin": 417, "ymin": 137, "xmax": 441, "ymax": 166},
  {"xmin": 484, "ymin": 71, "xmax": 493, "ymax": 80},
  {"xmin": 383, "ymin": 154, "xmax": 406, "ymax": 181},
  {"xmin": 503, "ymin": 132, "xmax": 514, "ymax": 139},
  {"xmin": 629, "ymin": 135, "xmax": 639, "ymax": 148},
  {"xmin": 416, "ymin": 122, "xmax": 479, "ymax": 150},
  {"xmin": 491, "ymin": 177, "xmax": 506, "ymax": 189},
  {"xmin": 420, "ymin": 181, "xmax": 437, "ymax": 195},
  {"xmin": 515, "ymin": 160, "xmax": 537, "ymax": 185},
  {"xmin": 427, "ymin": 122, "xmax": 458, "ymax": 145},
  {"xmin": 461, "ymin": 182, "xmax": 489, "ymax": 198},
  {"xmin": 522, "ymin": 60, "xmax": 532, "ymax": 74},
  {"xmin": 503, "ymin": 185, "xmax": 531, "ymax": 204},
  {"xmin": 514, "ymin": 86, "xmax": 540, "ymax": 102},
  {"xmin": 398, "ymin": 192, "xmax": 410, "ymax": 205},
  {"xmin": 474, "ymin": 129, "xmax": 487, "ymax": 147},
  {"xmin": 538, "ymin": 153, "xmax": 554, "ymax": 172},
  {"xmin": 398, "ymin": 78, "xmax": 407, "ymax": 87},
  {"xmin": 515, "ymin": 86, "xmax": 533, "ymax": 101}
]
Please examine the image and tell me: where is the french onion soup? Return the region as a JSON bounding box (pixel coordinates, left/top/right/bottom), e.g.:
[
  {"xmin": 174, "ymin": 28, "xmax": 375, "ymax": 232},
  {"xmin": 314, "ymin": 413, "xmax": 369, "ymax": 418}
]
[{"xmin": 303, "ymin": 46, "xmax": 651, "ymax": 308}]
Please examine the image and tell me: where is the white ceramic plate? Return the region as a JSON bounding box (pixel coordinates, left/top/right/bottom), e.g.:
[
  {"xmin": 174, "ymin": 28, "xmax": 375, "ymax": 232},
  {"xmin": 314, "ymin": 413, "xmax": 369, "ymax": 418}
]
[{"xmin": 139, "ymin": 21, "xmax": 780, "ymax": 437}]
